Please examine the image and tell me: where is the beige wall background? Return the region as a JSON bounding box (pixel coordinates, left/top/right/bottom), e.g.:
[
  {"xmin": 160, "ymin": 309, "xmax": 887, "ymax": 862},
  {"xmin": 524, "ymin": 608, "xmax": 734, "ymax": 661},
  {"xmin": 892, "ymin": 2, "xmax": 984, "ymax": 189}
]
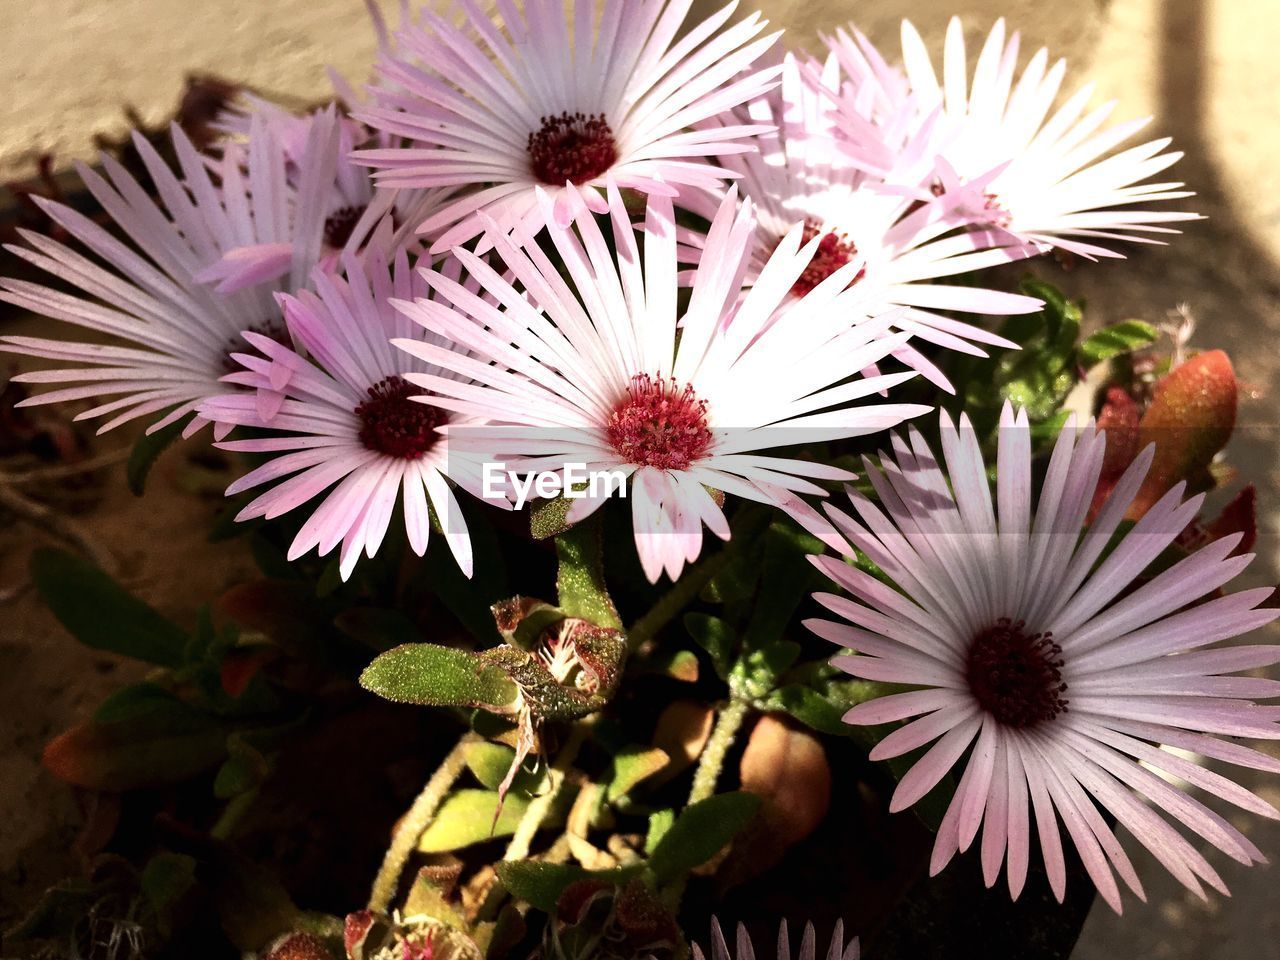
[
  {"xmin": 1, "ymin": 0, "xmax": 1276, "ymax": 259},
  {"xmin": 2, "ymin": 1, "xmax": 1279, "ymax": 957}
]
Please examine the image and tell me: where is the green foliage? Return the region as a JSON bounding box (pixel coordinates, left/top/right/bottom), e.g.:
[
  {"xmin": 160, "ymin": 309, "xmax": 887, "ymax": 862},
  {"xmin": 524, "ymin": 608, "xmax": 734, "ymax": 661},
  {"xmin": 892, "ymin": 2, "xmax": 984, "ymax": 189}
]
[
  {"xmin": 495, "ymin": 861, "xmax": 642, "ymax": 914},
  {"xmin": 31, "ymin": 547, "xmax": 187, "ymax": 667},
  {"xmin": 359, "ymin": 643, "xmax": 519, "ymax": 710},
  {"xmin": 464, "ymin": 741, "xmax": 546, "ymax": 795},
  {"xmin": 126, "ymin": 411, "xmax": 191, "ymax": 495},
  {"xmin": 1079, "ymin": 320, "xmax": 1158, "ymax": 369},
  {"xmin": 416, "ymin": 789, "xmax": 532, "ymax": 852},
  {"xmin": 555, "ymin": 517, "xmax": 622, "ymax": 629},
  {"xmin": 647, "ymin": 791, "xmax": 761, "ymax": 885},
  {"xmin": 606, "ymin": 745, "xmax": 670, "ymax": 801}
]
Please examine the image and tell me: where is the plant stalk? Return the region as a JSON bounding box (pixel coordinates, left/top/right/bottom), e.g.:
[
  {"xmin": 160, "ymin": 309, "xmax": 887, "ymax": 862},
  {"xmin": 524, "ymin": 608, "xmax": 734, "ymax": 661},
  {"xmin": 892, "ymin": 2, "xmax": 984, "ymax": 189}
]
[
  {"xmin": 626, "ymin": 505, "xmax": 770, "ymax": 652},
  {"xmin": 687, "ymin": 698, "xmax": 750, "ymax": 805},
  {"xmin": 368, "ymin": 731, "xmax": 477, "ymax": 913}
]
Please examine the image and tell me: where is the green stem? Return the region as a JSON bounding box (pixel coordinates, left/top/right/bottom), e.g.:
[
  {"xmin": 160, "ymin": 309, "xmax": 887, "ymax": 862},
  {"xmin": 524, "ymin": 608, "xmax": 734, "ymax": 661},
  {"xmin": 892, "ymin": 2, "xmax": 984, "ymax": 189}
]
[
  {"xmin": 626, "ymin": 504, "xmax": 770, "ymax": 652},
  {"xmin": 687, "ymin": 699, "xmax": 750, "ymax": 805},
  {"xmin": 555, "ymin": 514, "xmax": 621, "ymax": 629},
  {"xmin": 368, "ymin": 732, "xmax": 477, "ymax": 913},
  {"xmin": 503, "ymin": 720, "xmax": 591, "ymax": 862}
]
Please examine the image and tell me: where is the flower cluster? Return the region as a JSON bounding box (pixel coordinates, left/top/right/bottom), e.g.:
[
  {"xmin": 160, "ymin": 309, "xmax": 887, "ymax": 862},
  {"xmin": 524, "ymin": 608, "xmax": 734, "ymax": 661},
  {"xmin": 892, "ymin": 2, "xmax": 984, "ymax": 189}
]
[{"xmin": 4, "ymin": 0, "xmax": 1274, "ymax": 932}]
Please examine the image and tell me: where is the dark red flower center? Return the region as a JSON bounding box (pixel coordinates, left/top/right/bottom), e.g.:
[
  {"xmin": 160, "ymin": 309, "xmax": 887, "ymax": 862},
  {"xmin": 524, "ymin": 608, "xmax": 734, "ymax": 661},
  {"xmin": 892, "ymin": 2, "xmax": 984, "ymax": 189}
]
[
  {"xmin": 966, "ymin": 618, "xmax": 1068, "ymax": 728},
  {"xmin": 791, "ymin": 220, "xmax": 865, "ymax": 297},
  {"xmin": 355, "ymin": 375, "xmax": 444, "ymax": 460},
  {"xmin": 222, "ymin": 317, "xmax": 291, "ymax": 375},
  {"xmin": 527, "ymin": 112, "xmax": 619, "ymax": 186},
  {"xmin": 605, "ymin": 374, "xmax": 712, "ymax": 471},
  {"xmin": 324, "ymin": 205, "xmax": 366, "ymax": 250}
]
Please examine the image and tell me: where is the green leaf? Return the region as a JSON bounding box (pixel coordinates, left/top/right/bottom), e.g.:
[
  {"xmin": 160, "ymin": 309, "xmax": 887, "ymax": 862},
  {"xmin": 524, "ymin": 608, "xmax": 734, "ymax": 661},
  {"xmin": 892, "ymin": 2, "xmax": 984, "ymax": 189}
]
[
  {"xmin": 606, "ymin": 746, "xmax": 670, "ymax": 801},
  {"xmin": 93, "ymin": 682, "xmax": 183, "ymax": 723},
  {"xmin": 360, "ymin": 643, "xmax": 519, "ymax": 710},
  {"xmin": 464, "ymin": 741, "xmax": 545, "ymax": 795},
  {"xmin": 141, "ymin": 852, "xmax": 198, "ymax": 935},
  {"xmin": 732, "ymin": 639, "xmax": 802, "ymax": 699},
  {"xmin": 684, "ymin": 613, "xmax": 735, "ymax": 678},
  {"xmin": 645, "ymin": 809, "xmax": 675, "ymax": 855},
  {"xmin": 530, "ymin": 492, "xmax": 575, "ymax": 540},
  {"xmin": 417, "ymin": 789, "xmax": 531, "ymax": 852},
  {"xmin": 764, "ymin": 683, "xmax": 849, "ymax": 736},
  {"xmin": 555, "ymin": 516, "xmax": 621, "ymax": 629},
  {"xmin": 31, "ymin": 548, "xmax": 186, "ymax": 667},
  {"xmin": 127, "ymin": 411, "xmax": 191, "ymax": 495},
  {"xmin": 43, "ymin": 703, "xmax": 227, "ymax": 791},
  {"xmin": 743, "ymin": 522, "xmax": 824, "ymax": 649},
  {"xmin": 495, "ymin": 861, "xmax": 642, "ymax": 914},
  {"xmin": 1079, "ymin": 320, "xmax": 1159, "ymax": 369},
  {"xmin": 334, "ymin": 607, "xmax": 424, "ymax": 650},
  {"xmin": 213, "ymin": 736, "xmax": 270, "ymax": 799},
  {"xmin": 648, "ymin": 792, "xmax": 761, "ymax": 885}
]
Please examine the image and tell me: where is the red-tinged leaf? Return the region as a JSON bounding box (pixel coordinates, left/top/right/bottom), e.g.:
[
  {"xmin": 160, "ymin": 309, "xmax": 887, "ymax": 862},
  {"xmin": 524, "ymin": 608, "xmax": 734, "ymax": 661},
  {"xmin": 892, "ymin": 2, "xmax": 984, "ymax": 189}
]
[
  {"xmin": 1089, "ymin": 386, "xmax": 1142, "ymax": 520},
  {"xmin": 217, "ymin": 580, "xmax": 331, "ymax": 656},
  {"xmin": 1206, "ymin": 485, "xmax": 1257, "ymax": 555},
  {"xmin": 343, "ymin": 911, "xmax": 377, "ymax": 959},
  {"xmin": 264, "ymin": 932, "xmax": 336, "ymax": 960},
  {"xmin": 1131, "ymin": 350, "xmax": 1237, "ymax": 517},
  {"xmin": 42, "ymin": 708, "xmax": 227, "ymax": 791},
  {"xmin": 221, "ymin": 647, "xmax": 278, "ymax": 698}
]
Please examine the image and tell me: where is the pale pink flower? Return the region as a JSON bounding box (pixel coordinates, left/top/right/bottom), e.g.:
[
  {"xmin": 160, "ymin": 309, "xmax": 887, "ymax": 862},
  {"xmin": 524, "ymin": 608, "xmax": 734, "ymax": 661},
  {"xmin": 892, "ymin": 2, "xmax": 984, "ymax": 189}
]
[
  {"xmin": 694, "ymin": 920, "xmax": 859, "ymax": 960},
  {"xmin": 833, "ymin": 18, "xmax": 1199, "ymax": 258},
  {"xmin": 353, "ymin": 0, "xmax": 783, "ymax": 253},
  {"xmin": 199, "ymin": 249, "xmax": 493, "ymax": 579},
  {"xmin": 807, "ymin": 405, "xmax": 1280, "ymax": 911},
  {"xmin": 393, "ymin": 184, "xmax": 930, "ymax": 583},
  {"xmin": 682, "ymin": 52, "xmax": 1044, "ymax": 390},
  {"xmin": 201, "ymin": 101, "xmax": 450, "ymax": 293},
  {"xmin": 0, "ymin": 119, "xmax": 322, "ymax": 438}
]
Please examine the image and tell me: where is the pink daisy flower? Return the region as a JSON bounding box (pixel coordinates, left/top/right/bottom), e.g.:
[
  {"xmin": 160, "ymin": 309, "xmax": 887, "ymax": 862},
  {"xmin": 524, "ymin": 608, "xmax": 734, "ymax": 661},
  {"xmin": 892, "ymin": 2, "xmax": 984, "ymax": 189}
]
[
  {"xmin": 836, "ymin": 18, "xmax": 1199, "ymax": 258},
  {"xmin": 694, "ymin": 920, "xmax": 859, "ymax": 960},
  {"xmin": 198, "ymin": 249, "xmax": 493, "ymax": 579},
  {"xmin": 353, "ymin": 0, "xmax": 783, "ymax": 253},
  {"xmin": 807, "ymin": 405, "xmax": 1280, "ymax": 911},
  {"xmin": 681, "ymin": 53, "xmax": 1044, "ymax": 391},
  {"xmin": 0, "ymin": 118, "xmax": 326, "ymax": 438},
  {"xmin": 392, "ymin": 184, "xmax": 930, "ymax": 583},
  {"xmin": 200, "ymin": 101, "xmax": 449, "ymax": 293}
]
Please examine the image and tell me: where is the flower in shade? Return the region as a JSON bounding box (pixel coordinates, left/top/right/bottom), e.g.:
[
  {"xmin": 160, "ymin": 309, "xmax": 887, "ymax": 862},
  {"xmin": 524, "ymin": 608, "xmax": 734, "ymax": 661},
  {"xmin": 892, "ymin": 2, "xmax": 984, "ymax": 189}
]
[
  {"xmin": 835, "ymin": 18, "xmax": 1198, "ymax": 258},
  {"xmin": 693, "ymin": 920, "xmax": 859, "ymax": 960},
  {"xmin": 198, "ymin": 249, "xmax": 494, "ymax": 579},
  {"xmin": 393, "ymin": 184, "xmax": 930, "ymax": 583},
  {"xmin": 806, "ymin": 404, "xmax": 1280, "ymax": 911},
  {"xmin": 0, "ymin": 119, "xmax": 315, "ymax": 437},
  {"xmin": 200, "ymin": 100, "xmax": 449, "ymax": 293},
  {"xmin": 353, "ymin": 0, "xmax": 783, "ymax": 253},
  {"xmin": 681, "ymin": 52, "xmax": 1043, "ymax": 391}
]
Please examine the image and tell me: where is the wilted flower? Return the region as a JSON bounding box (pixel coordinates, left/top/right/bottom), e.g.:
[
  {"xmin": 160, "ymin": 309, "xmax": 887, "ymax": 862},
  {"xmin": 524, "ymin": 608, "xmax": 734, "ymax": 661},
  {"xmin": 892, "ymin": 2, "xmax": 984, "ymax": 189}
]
[{"xmin": 808, "ymin": 404, "xmax": 1280, "ymax": 911}]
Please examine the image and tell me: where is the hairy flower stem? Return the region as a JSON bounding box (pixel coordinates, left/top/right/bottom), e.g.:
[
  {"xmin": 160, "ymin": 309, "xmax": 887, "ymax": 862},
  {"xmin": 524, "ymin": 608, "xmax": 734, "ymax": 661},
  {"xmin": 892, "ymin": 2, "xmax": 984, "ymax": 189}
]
[
  {"xmin": 368, "ymin": 732, "xmax": 478, "ymax": 913},
  {"xmin": 687, "ymin": 698, "xmax": 750, "ymax": 805},
  {"xmin": 504, "ymin": 719, "xmax": 592, "ymax": 862},
  {"xmin": 626, "ymin": 504, "xmax": 770, "ymax": 652}
]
